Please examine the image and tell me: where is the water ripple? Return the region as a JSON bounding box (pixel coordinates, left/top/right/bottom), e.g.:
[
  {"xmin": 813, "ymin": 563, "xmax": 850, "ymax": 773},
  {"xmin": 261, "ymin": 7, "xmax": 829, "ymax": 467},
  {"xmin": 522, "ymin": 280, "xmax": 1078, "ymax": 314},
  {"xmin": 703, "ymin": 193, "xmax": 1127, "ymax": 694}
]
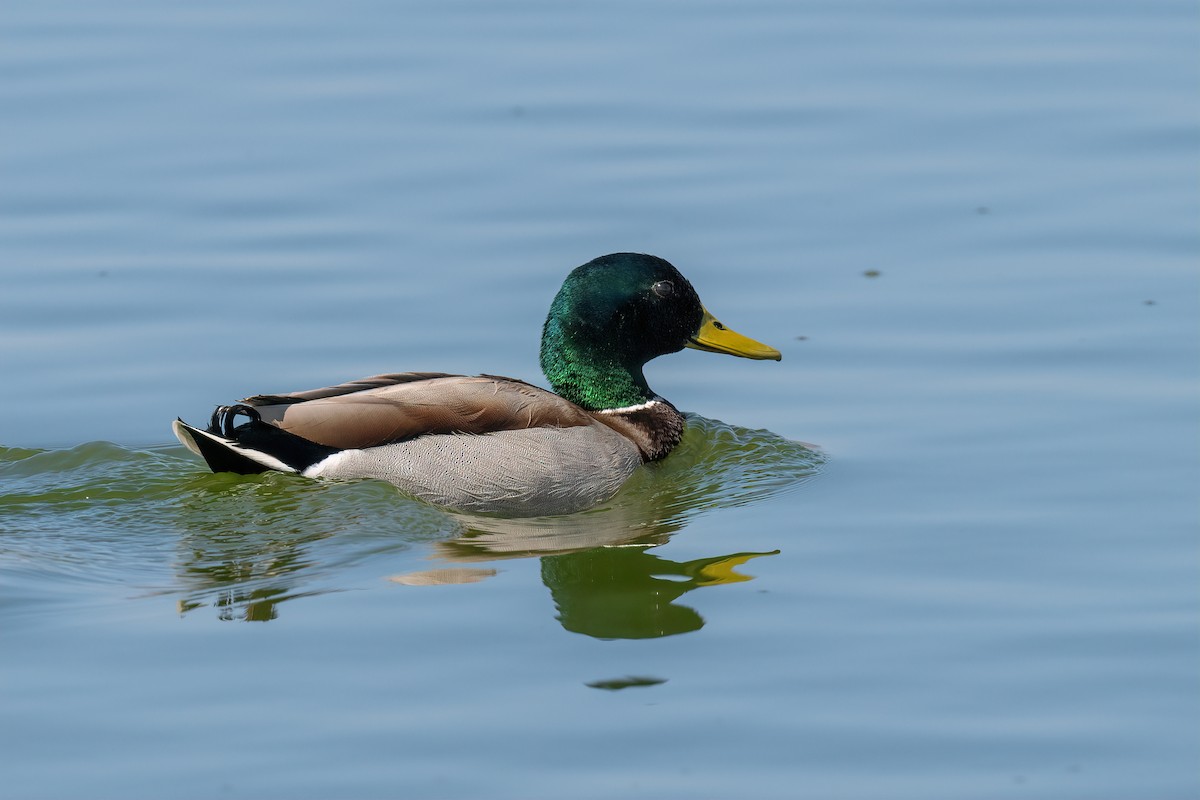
[{"xmin": 0, "ymin": 416, "xmax": 820, "ymax": 620}]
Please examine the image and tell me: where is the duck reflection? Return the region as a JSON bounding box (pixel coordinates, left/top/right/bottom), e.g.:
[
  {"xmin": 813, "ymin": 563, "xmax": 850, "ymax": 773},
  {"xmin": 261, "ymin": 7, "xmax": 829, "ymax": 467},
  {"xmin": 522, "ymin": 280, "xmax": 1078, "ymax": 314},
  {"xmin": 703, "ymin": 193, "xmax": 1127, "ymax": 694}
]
[
  {"xmin": 542, "ymin": 545, "xmax": 776, "ymax": 639},
  {"xmin": 395, "ymin": 535, "xmax": 775, "ymax": 638},
  {"xmin": 419, "ymin": 513, "xmax": 777, "ymax": 639},
  {"xmin": 172, "ymin": 415, "xmax": 821, "ymax": 628}
]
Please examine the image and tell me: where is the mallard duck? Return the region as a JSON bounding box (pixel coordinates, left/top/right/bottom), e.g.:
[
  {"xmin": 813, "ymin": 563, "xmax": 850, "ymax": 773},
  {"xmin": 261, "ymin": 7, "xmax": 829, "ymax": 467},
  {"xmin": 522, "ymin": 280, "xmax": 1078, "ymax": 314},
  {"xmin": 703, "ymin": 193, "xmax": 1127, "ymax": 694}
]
[{"xmin": 173, "ymin": 253, "xmax": 780, "ymax": 515}]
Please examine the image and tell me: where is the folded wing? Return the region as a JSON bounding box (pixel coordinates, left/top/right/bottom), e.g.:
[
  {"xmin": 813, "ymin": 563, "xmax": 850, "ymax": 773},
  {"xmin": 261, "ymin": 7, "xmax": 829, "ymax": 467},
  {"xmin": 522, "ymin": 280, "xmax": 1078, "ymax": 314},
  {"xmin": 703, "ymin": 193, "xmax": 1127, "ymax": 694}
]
[{"xmin": 243, "ymin": 372, "xmax": 597, "ymax": 450}]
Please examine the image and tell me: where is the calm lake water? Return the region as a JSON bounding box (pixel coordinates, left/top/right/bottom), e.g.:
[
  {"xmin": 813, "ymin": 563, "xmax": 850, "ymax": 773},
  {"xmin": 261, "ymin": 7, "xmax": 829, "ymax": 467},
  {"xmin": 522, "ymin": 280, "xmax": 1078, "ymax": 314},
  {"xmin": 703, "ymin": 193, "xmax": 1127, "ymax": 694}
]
[{"xmin": 2, "ymin": 0, "xmax": 1197, "ymax": 798}]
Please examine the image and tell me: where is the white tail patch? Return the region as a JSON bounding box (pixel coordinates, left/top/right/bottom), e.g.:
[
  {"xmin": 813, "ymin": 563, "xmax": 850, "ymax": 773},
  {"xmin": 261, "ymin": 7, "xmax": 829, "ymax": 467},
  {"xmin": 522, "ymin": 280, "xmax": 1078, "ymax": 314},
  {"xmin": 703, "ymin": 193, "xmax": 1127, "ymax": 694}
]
[{"xmin": 302, "ymin": 450, "xmax": 356, "ymax": 478}]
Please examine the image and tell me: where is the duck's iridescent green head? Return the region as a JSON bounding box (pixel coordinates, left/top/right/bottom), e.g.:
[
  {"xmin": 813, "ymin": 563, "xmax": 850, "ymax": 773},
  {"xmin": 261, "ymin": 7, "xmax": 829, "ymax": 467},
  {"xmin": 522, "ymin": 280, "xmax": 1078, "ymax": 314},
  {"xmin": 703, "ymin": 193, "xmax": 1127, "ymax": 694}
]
[{"xmin": 540, "ymin": 253, "xmax": 780, "ymax": 411}]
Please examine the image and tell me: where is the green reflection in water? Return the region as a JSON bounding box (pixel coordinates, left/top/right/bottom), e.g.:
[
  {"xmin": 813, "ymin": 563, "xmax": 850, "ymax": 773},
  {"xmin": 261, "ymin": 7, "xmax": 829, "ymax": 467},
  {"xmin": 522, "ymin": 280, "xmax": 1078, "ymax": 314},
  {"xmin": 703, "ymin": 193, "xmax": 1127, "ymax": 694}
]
[{"xmin": 541, "ymin": 546, "xmax": 778, "ymax": 639}]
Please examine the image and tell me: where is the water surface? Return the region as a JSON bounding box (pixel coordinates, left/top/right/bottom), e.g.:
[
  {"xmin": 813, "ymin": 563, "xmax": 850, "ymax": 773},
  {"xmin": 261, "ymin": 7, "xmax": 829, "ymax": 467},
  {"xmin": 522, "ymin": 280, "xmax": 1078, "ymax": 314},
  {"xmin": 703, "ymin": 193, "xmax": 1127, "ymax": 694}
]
[{"xmin": 1, "ymin": 0, "xmax": 1197, "ymax": 798}]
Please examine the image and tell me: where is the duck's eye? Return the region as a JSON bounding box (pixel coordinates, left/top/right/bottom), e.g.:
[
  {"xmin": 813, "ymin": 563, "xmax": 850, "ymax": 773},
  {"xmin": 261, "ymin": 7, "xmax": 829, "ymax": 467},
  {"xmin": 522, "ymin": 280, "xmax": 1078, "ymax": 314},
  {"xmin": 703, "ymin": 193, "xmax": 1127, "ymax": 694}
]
[{"xmin": 652, "ymin": 280, "xmax": 675, "ymax": 298}]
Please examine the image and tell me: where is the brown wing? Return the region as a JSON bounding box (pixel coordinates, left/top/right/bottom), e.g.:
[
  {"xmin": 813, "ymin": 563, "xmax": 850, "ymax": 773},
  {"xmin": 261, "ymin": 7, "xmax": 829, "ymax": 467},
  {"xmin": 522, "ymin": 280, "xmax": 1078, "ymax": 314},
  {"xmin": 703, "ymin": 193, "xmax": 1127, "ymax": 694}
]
[{"xmin": 244, "ymin": 374, "xmax": 596, "ymax": 450}]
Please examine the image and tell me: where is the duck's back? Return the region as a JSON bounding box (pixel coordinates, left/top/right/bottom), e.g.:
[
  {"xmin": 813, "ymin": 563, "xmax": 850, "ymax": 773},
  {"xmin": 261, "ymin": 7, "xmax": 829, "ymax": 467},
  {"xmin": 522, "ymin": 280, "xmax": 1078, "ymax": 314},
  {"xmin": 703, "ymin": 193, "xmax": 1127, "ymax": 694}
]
[{"xmin": 248, "ymin": 372, "xmax": 597, "ymax": 449}]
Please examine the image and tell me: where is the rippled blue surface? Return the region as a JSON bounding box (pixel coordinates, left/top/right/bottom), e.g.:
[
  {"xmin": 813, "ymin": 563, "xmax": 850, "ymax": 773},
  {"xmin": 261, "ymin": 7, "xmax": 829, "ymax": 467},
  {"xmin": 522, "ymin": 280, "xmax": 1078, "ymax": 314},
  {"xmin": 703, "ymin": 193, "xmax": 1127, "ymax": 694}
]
[{"xmin": 2, "ymin": 1, "xmax": 1197, "ymax": 798}]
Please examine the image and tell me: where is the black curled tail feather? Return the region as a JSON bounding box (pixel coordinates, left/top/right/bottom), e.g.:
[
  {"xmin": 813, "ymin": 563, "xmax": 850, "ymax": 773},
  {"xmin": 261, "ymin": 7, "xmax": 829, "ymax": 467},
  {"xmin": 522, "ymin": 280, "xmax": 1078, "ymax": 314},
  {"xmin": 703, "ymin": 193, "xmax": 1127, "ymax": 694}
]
[{"xmin": 208, "ymin": 404, "xmax": 262, "ymax": 438}]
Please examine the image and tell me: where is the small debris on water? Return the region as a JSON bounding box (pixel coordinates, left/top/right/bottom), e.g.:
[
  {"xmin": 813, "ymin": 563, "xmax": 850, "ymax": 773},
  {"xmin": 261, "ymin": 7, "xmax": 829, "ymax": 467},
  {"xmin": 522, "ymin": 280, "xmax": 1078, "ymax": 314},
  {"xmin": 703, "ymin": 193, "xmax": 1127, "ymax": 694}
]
[{"xmin": 586, "ymin": 676, "xmax": 668, "ymax": 691}]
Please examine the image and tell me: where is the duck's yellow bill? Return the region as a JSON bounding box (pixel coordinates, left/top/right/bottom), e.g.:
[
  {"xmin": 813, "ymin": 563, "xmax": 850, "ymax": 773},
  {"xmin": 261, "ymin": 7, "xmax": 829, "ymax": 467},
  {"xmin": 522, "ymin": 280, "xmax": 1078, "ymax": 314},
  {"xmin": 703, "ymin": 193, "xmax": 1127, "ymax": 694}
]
[{"xmin": 686, "ymin": 308, "xmax": 782, "ymax": 361}]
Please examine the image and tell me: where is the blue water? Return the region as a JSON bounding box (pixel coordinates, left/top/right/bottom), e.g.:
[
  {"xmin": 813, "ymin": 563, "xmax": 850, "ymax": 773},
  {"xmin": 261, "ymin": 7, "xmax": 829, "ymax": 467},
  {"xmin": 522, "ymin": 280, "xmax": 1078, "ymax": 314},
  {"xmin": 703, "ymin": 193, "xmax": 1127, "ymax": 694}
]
[{"xmin": 2, "ymin": 1, "xmax": 1197, "ymax": 798}]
